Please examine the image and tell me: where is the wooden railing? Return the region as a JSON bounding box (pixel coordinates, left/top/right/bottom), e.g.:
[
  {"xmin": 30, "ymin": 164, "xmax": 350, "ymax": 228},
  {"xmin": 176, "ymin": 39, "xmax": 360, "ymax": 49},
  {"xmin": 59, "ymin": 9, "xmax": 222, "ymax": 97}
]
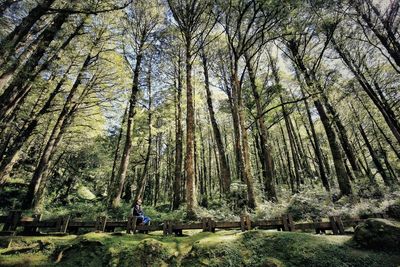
[{"xmin": 0, "ymin": 210, "xmax": 389, "ymax": 237}]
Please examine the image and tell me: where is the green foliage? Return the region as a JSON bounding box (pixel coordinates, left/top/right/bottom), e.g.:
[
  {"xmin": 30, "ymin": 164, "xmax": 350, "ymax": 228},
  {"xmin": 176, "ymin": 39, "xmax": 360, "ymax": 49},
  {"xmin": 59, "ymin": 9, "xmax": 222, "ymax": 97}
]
[{"xmin": 286, "ymin": 190, "xmax": 331, "ymax": 221}]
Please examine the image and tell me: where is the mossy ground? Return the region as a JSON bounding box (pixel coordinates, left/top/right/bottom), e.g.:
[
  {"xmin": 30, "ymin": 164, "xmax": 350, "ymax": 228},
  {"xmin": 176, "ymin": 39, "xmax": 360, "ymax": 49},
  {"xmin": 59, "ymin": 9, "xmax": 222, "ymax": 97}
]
[{"xmin": 0, "ymin": 230, "xmax": 399, "ymax": 267}]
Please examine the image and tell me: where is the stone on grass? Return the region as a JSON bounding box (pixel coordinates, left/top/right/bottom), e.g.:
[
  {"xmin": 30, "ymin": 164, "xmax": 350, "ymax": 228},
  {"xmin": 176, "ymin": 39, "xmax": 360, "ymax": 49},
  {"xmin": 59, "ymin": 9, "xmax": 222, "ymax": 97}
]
[{"xmin": 353, "ymin": 218, "xmax": 400, "ymax": 251}]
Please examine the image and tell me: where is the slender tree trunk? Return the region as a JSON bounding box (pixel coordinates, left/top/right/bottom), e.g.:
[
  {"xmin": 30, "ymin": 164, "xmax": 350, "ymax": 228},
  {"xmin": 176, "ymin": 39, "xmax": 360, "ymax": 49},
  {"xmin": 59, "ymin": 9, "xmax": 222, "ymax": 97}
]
[
  {"xmin": 279, "ymin": 122, "xmax": 295, "ymax": 193},
  {"xmin": 0, "ymin": 12, "xmax": 69, "ymax": 121},
  {"xmin": 108, "ymin": 107, "xmax": 128, "ymax": 191},
  {"xmin": 296, "ymin": 74, "xmax": 330, "ymax": 190},
  {"xmin": 173, "ymin": 56, "xmax": 183, "ymax": 210},
  {"xmin": 332, "ymin": 38, "xmax": 400, "ymax": 144},
  {"xmin": 0, "ymin": 0, "xmax": 56, "ymax": 63},
  {"xmin": 23, "ymin": 54, "xmax": 91, "ymax": 210},
  {"xmin": 245, "ymin": 53, "xmax": 277, "ymax": 201},
  {"xmin": 0, "ymin": 63, "xmax": 71, "ymax": 185},
  {"xmin": 281, "ymin": 98, "xmax": 301, "ymax": 191},
  {"xmin": 200, "ymin": 48, "xmax": 231, "ymax": 196},
  {"xmin": 134, "ymin": 67, "xmax": 153, "ymax": 203},
  {"xmin": 110, "ymin": 45, "xmax": 144, "ymax": 208},
  {"xmin": 358, "ymin": 125, "xmax": 393, "ymax": 186}
]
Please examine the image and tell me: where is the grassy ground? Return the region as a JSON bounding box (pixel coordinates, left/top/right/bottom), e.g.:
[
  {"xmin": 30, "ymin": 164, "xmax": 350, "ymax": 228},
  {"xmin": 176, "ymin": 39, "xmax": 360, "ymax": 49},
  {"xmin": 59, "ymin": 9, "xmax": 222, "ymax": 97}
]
[{"xmin": 0, "ymin": 230, "xmax": 399, "ymax": 267}]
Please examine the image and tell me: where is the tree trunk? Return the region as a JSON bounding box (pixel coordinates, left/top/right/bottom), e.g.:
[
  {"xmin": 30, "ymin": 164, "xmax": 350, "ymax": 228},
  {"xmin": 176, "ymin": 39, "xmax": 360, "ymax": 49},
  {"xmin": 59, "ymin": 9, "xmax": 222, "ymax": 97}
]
[
  {"xmin": 173, "ymin": 54, "xmax": 183, "ymax": 210},
  {"xmin": 0, "ymin": 12, "xmax": 69, "ymax": 121},
  {"xmin": 110, "ymin": 46, "xmax": 143, "ymax": 208},
  {"xmin": 200, "ymin": 48, "xmax": 231, "ymax": 196},
  {"xmin": 0, "ymin": 63, "xmax": 71, "ymax": 185},
  {"xmin": 134, "ymin": 66, "xmax": 153, "ymax": 203},
  {"xmin": 245, "ymin": 53, "xmax": 277, "ymax": 201},
  {"xmin": 231, "ymin": 58, "xmax": 256, "ymax": 209},
  {"xmin": 332, "ymin": 38, "xmax": 400, "ymax": 144},
  {"xmin": 358, "ymin": 125, "xmax": 393, "ymax": 186},
  {"xmin": 22, "ymin": 54, "xmax": 91, "ymax": 210},
  {"xmin": 322, "ymin": 94, "xmax": 361, "ymax": 175},
  {"xmin": 314, "ymin": 99, "xmax": 352, "ymax": 196},
  {"xmin": 184, "ymin": 36, "xmax": 197, "ymax": 218},
  {"xmin": 0, "ymin": 0, "xmax": 56, "ymax": 64}
]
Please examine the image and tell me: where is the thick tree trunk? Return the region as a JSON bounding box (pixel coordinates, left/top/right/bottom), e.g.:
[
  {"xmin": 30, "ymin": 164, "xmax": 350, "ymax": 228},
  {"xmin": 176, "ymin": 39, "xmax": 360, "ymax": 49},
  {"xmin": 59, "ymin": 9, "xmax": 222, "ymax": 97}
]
[
  {"xmin": 287, "ymin": 39, "xmax": 352, "ymax": 196},
  {"xmin": 201, "ymin": 48, "xmax": 231, "ymax": 196},
  {"xmin": 322, "ymin": 95, "xmax": 361, "ymax": 175},
  {"xmin": 314, "ymin": 100, "xmax": 352, "ymax": 196},
  {"xmin": 184, "ymin": 36, "xmax": 197, "ymax": 218},
  {"xmin": 230, "ymin": 59, "xmax": 257, "ymax": 209}
]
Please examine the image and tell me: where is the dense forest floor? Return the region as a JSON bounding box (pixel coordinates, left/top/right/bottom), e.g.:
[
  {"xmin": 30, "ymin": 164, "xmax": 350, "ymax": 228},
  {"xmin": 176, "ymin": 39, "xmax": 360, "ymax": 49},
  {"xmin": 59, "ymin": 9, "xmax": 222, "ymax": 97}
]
[{"xmin": 1, "ymin": 229, "xmax": 400, "ymax": 267}]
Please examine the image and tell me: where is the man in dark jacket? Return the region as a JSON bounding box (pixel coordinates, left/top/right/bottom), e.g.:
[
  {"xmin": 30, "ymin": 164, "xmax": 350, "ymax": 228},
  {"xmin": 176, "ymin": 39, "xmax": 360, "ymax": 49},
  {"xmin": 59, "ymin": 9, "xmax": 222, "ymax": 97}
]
[{"xmin": 132, "ymin": 198, "xmax": 151, "ymax": 225}]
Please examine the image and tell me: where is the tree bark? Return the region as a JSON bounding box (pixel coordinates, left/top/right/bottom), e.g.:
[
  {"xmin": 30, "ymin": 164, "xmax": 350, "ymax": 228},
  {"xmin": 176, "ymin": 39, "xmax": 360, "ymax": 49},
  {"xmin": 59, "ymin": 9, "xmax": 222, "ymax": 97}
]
[
  {"xmin": 332, "ymin": 38, "xmax": 400, "ymax": 144},
  {"xmin": 173, "ymin": 54, "xmax": 183, "ymax": 210},
  {"xmin": 134, "ymin": 65, "xmax": 153, "ymax": 204},
  {"xmin": 0, "ymin": 63, "xmax": 72, "ymax": 185},
  {"xmin": 184, "ymin": 35, "xmax": 197, "ymax": 218},
  {"xmin": 23, "ymin": 54, "xmax": 91, "ymax": 210},
  {"xmin": 110, "ymin": 45, "xmax": 144, "ymax": 208},
  {"xmin": 245, "ymin": 53, "xmax": 277, "ymax": 201},
  {"xmin": 201, "ymin": 48, "xmax": 231, "ymax": 196},
  {"xmin": 0, "ymin": 12, "xmax": 69, "ymax": 122},
  {"xmin": 0, "ymin": 0, "xmax": 56, "ymax": 64}
]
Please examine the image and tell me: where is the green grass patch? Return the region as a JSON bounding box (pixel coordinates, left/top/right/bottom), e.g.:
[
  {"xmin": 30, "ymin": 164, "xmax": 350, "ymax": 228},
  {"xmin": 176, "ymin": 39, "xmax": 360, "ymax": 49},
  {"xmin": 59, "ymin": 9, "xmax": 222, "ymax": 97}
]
[{"xmin": 0, "ymin": 230, "xmax": 399, "ymax": 266}]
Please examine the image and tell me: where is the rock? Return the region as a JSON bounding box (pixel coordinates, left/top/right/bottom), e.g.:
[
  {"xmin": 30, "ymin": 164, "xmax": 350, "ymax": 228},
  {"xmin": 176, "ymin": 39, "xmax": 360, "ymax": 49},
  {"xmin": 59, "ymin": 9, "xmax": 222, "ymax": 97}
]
[
  {"xmin": 353, "ymin": 218, "xmax": 400, "ymax": 251},
  {"xmin": 77, "ymin": 186, "xmax": 96, "ymax": 200},
  {"xmin": 387, "ymin": 202, "xmax": 400, "ymax": 220}
]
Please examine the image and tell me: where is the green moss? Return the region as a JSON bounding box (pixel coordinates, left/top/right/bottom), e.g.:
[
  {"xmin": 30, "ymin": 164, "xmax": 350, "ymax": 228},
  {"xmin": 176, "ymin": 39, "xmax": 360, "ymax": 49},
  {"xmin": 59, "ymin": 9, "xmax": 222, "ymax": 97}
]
[{"xmin": 1, "ymin": 230, "xmax": 400, "ymax": 266}]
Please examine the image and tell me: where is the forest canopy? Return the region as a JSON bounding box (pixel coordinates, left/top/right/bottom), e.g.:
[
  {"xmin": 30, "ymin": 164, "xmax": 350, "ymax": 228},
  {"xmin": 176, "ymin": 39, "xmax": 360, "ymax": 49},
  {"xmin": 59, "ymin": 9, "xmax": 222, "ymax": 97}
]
[{"xmin": 0, "ymin": 0, "xmax": 399, "ymax": 221}]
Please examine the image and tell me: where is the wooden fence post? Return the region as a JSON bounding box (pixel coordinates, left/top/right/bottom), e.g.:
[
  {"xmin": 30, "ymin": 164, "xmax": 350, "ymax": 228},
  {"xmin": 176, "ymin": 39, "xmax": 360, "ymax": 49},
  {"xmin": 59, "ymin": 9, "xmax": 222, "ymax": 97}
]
[
  {"xmin": 281, "ymin": 214, "xmax": 289, "ymax": 231},
  {"xmin": 202, "ymin": 218, "xmax": 208, "ymax": 232},
  {"xmin": 95, "ymin": 216, "xmax": 107, "ymax": 232},
  {"xmin": 163, "ymin": 220, "xmax": 169, "ymax": 236},
  {"xmin": 329, "ymin": 216, "xmax": 339, "ymax": 235},
  {"xmin": 3, "ymin": 210, "xmax": 22, "ymax": 232},
  {"xmin": 56, "ymin": 215, "xmax": 70, "ymax": 233},
  {"xmin": 23, "ymin": 214, "xmax": 42, "ymax": 235},
  {"xmin": 210, "ymin": 219, "xmax": 216, "ymax": 233},
  {"xmin": 313, "ymin": 218, "xmax": 322, "ymax": 234},
  {"xmin": 329, "ymin": 216, "xmax": 345, "ymax": 235},
  {"xmin": 281, "ymin": 214, "xmax": 295, "ymax": 232},
  {"xmin": 168, "ymin": 220, "xmax": 173, "ymax": 235},
  {"xmin": 240, "ymin": 215, "xmax": 251, "ymax": 231}
]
